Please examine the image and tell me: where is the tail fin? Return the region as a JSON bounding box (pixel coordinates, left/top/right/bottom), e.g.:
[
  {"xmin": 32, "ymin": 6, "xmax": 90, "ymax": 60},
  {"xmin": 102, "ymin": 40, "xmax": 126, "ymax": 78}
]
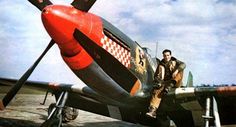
[{"xmin": 186, "ymin": 71, "xmax": 193, "ymax": 87}]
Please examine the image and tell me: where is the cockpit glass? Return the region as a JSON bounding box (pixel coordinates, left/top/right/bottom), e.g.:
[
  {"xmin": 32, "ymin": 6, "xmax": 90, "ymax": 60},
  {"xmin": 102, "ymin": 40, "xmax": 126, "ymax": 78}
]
[{"xmin": 142, "ymin": 47, "xmax": 153, "ymax": 57}]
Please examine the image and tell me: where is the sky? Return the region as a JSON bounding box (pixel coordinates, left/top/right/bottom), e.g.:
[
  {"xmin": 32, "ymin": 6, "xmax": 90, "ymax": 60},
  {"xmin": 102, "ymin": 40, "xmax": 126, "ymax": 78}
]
[{"xmin": 0, "ymin": 0, "xmax": 235, "ymax": 86}]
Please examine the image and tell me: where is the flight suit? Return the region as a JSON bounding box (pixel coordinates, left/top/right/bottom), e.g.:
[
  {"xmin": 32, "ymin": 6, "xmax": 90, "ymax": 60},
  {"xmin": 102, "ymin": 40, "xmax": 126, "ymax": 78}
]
[{"xmin": 146, "ymin": 57, "xmax": 186, "ymax": 118}]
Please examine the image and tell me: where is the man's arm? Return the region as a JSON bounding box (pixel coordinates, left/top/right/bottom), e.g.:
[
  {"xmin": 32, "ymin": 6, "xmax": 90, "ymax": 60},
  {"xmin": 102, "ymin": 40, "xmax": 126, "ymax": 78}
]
[
  {"xmin": 172, "ymin": 59, "xmax": 186, "ymax": 78},
  {"xmin": 176, "ymin": 59, "xmax": 186, "ymax": 71}
]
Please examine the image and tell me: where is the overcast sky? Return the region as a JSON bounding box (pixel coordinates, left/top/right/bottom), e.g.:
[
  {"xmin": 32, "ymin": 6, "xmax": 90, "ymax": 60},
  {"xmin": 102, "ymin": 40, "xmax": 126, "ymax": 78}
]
[{"xmin": 0, "ymin": 0, "xmax": 235, "ymax": 85}]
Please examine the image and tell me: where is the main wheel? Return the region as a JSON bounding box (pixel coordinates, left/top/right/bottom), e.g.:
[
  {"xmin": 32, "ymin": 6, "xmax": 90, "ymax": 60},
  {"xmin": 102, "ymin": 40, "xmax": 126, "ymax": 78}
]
[
  {"xmin": 62, "ymin": 106, "xmax": 79, "ymax": 123},
  {"xmin": 48, "ymin": 103, "xmax": 56, "ymax": 116},
  {"xmin": 45, "ymin": 103, "xmax": 62, "ymax": 127}
]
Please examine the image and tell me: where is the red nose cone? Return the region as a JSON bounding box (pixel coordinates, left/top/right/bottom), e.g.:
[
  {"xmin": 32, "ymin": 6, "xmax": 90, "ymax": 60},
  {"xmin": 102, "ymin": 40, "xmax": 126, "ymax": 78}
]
[
  {"xmin": 41, "ymin": 5, "xmax": 94, "ymax": 69},
  {"xmin": 42, "ymin": 5, "xmax": 92, "ymax": 57},
  {"xmin": 42, "ymin": 5, "xmax": 85, "ymax": 44}
]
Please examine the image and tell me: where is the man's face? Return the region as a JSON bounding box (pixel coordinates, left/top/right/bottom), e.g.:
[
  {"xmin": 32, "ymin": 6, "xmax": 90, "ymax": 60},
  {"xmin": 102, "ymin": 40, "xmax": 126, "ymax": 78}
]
[{"xmin": 163, "ymin": 52, "xmax": 171, "ymax": 62}]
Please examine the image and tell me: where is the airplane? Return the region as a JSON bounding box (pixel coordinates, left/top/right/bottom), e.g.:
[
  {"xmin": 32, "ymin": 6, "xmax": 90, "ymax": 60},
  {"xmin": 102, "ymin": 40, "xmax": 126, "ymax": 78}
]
[{"xmin": 0, "ymin": 0, "xmax": 236, "ymax": 127}]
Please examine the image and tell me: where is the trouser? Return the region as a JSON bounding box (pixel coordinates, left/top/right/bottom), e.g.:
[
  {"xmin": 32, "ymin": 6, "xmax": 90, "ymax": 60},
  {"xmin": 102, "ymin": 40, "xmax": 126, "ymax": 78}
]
[{"xmin": 149, "ymin": 71, "xmax": 184, "ymax": 109}]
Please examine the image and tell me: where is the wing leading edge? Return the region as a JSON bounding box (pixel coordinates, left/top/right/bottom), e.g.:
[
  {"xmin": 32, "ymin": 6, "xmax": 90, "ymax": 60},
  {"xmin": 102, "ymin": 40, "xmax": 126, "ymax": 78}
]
[{"xmin": 165, "ymin": 86, "xmax": 236, "ymax": 126}]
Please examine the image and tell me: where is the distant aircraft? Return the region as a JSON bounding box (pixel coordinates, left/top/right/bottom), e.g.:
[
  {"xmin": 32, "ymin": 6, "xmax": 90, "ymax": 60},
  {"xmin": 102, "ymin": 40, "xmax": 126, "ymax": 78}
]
[{"xmin": 0, "ymin": 0, "xmax": 236, "ymax": 127}]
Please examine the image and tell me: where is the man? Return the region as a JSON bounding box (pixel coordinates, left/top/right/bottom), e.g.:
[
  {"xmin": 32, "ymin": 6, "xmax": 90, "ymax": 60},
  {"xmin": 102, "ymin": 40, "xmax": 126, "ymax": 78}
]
[{"xmin": 146, "ymin": 49, "xmax": 186, "ymax": 118}]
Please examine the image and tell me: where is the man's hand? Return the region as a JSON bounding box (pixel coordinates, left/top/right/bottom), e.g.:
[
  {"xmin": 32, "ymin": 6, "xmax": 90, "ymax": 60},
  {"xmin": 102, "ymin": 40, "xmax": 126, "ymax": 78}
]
[
  {"xmin": 172, "ymin": 69, "xmax": 179, "ymax": 78},
  {"xmin": 153, "ymin": 78, "xmax": 163, "ymax": 89}
]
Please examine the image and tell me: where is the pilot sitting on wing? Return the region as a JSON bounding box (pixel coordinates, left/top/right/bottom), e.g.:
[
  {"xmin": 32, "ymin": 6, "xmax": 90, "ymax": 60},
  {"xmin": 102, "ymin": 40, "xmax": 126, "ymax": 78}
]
[{"xmin": 146, "ymin": 49, "xmax": 186, "ymax": 118}]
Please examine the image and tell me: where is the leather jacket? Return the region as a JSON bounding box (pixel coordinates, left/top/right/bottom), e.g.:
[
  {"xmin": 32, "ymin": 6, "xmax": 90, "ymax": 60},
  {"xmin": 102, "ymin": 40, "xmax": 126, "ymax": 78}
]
[{"xmin": 154, "ymin": 57, "xmax": 186, "ymax": 81}]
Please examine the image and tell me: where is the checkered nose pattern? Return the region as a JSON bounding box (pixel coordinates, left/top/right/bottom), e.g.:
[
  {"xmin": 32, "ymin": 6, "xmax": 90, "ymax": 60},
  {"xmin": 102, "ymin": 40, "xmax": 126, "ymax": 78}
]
[{"xmin": 100, "ymin": 34, "xmax": 131, "ymax": 68}]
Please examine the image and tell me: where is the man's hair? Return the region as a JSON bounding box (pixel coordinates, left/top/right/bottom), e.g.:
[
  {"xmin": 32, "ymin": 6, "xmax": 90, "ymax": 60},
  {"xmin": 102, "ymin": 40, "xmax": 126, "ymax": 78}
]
[{"xmin": 162, "ymin": 49, "xmax": 172, "ymax": 55}]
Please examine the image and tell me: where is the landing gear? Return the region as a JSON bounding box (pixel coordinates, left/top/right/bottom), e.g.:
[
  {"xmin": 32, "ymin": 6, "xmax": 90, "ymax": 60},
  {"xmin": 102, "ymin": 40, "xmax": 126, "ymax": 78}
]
[
  {"xmin": 41, "ymin": 91, "xmax": 79, "ymax": 127},
  {"xmin": 202, "ymin": 96, "xmax": 221, "ymax": 127},
  {"xmin": 41, "ymin": 91, "xmax": 68, "ymax": 127},
  {"xmin": 48, "ymin": 103, "xmax": 79, "ymax": 123},
  {"xmin": 61, "ymin": 106, "xmax": 79, "ymax": 123}
]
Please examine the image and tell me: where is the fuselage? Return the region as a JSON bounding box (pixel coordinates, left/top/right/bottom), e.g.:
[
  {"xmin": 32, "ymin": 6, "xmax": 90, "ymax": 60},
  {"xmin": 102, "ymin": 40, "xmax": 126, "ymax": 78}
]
[{"xmin": 41, "ymin": 4, "xmax": 156, "ymax": 103}]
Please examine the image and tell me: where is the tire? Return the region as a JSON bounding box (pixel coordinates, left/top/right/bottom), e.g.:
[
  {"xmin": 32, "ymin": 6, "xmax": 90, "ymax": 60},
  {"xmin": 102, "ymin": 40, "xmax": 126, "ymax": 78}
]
[
  {"xmin": 46, "ymin": 103, "xmax": 62, "ymax": 127},
  {"xmin": 62, "ymin": 106, "xmax": 79, "ymax": 123}
]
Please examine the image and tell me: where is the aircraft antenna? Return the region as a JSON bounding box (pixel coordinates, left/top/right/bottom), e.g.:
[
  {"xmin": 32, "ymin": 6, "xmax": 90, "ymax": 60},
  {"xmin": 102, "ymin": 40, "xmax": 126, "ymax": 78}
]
[{"xmin": 155, "ymin": 41, "xmax": 158, "ymax": 58}]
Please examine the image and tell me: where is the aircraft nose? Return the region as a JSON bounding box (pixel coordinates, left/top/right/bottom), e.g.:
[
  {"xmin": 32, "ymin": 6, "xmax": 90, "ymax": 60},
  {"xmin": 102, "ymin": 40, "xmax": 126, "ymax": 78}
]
[
  {"xmin": 41, "ymin": 5, "xmax": 85, "ymax": 57},
  {"xmin": 41, "ymin": 5, "xmax": 78, "ymax": 43},
  {"xmin": 42, "ymin": 6, "xmax": 60, "ymax": 39},
  {"xmin": 41, "ymin": 5, "xmax": 65, "ymax": 39}
]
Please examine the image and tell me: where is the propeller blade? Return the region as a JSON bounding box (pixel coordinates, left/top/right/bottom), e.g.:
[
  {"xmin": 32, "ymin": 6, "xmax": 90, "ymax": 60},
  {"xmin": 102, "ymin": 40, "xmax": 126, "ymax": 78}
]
[
  {"xmin": 71, "ymin": 0, "xmax": 96, "ymax": 12},
  {"xmin": 28, "ymin": 0, "xmax": 53, "ymax": 11},
  {"xmin": 0, "ymin": 40, "xmax": 55, "ymax": 110}
]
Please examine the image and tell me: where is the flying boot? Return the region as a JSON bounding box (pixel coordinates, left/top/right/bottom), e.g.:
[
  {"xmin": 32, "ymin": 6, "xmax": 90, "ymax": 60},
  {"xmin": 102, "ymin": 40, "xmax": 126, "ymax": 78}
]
[{"xmin": 146, "ymin": 106, "xmax": 157, "ymax": 118}]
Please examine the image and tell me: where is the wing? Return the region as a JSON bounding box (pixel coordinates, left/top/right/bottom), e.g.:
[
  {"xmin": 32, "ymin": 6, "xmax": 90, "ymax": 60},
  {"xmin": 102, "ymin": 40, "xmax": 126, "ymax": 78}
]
[
  {"xmin": 2, "ymin": 77, "xmax": 235, "ymax": 127},
  {"xmin": 0, "ymin": 77, "xmax": 144, "ymax": 123},
  {"xmin": 0, "ymin": 77, "xmax": 126, "ymax": 105},
  {"xmin": 0, "ymin": 77, "xmax": 125, "ymax": 115},
  {"xmin": 163, "ymin": 86, "xmax": 236, "ymax": 127}
]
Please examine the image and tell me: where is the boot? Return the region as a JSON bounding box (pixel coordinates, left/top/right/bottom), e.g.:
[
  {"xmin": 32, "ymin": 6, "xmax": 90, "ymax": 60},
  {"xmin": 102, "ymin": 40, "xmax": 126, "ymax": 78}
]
[{"xmin": 146, "ymin": 106, "xmax": 157, "ymax": 118}]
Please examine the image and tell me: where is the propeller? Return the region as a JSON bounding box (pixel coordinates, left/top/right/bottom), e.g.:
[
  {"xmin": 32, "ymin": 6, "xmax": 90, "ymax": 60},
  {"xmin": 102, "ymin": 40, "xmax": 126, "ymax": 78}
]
[
  {"xmin": 0, "ymin": 0, "xmax": 56, "ymax": 111},
  {"xmin": 28, "ymin": 0, "xmax": 53, "ymax": 11},
  {"xmin": 0, "ymin": 40, "xmax": 55, "ymax": 110},
  {"xmin": 71, "ymin": 0, "xmax": 96, "ymax": 12}
]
